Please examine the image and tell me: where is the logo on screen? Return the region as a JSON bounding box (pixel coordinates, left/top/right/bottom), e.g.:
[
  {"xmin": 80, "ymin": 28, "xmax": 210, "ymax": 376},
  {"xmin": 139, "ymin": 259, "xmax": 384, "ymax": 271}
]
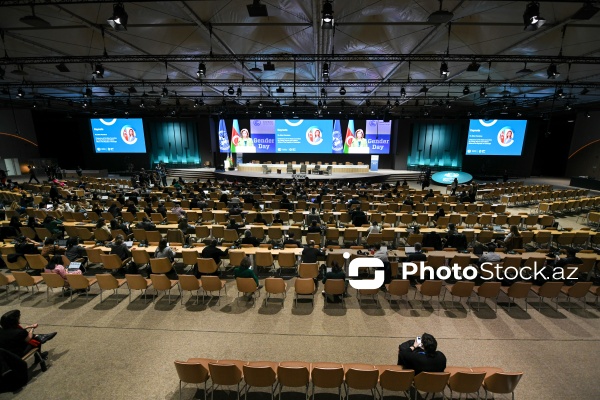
[
  {"xmin": 253, "ymin": 120, "xmax": 262, "ymax": 126},
  {"xmin": 497, "ymin": 127, "xmax": 514, "ymax": 147},
  {"xmin": 369, "ymin": 120, "xmax": 377, "ymax": 127},
  {"xmin": 284, "ymin": 119, "xmax": 304, "ymax": 127},
  {"xmin": 306, "ymin": 126, "xmax": 323, "ymax": 145},
  {"xmin": 479, "ymin": 119, "xmax": 498, "ymax": 127},
  {"xmin": 121, "ymin": 125, "xmax": 138, "ymax": 145},
  {"xmin": 99, "ymin": 118, "xmax": 118, "ymax": 126}
]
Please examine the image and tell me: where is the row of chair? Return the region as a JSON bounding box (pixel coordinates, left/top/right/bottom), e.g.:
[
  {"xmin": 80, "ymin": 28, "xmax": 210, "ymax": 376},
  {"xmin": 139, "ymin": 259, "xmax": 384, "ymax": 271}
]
[{"xmin": 174, "ymin": 358, "xmax": 524, "ymax": 400}]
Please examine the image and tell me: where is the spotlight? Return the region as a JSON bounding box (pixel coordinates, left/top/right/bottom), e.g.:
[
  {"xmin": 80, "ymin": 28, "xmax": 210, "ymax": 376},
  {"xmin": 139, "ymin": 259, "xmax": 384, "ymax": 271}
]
[
  {"xmin": 394, "ymin": 99, "xmax": 400, "ymax": 107},
  {"xmin": 440, "ymin": 62, "xmax": 449, "ymax": 77},
  {"xmin": 108, "ymin": 86, "xmax": 116, "ymax": 96},
  {"xmin": 107, "ymin": 2, "xmax": 128, "ymax": 31},
  {"xmin": 94, "ymin": 64, "xmax": 104, "ymax": 78},
  {"xmin": 556, "ymin": 88, "xmax": 564, "ymax": 97},
  {"xmin": 17, "ymin": 88, "xmax": 24, "ymax": 98},
  {"xmin": 516, "ymin": 62, "xmax": 533, "ymax": 74},
  {"xmin": 523, "ymin": 1, "xmax": 546, "ymax": 31},
  {"xmin": 386, "ymin": 99, "xmax": 391, "ymax": 109},
  {"xmin": 586, "ymin": 111, "xmax": 591, "ymax": 118},
  {"xmin": 228, "ymin": 86, "xmax": 235, "ymax": 95},
  {"xmin": 463, "ymin": 86, "xmax": 470, "ymax": 95},
  {"xmin": 162, "ymin": 87, "xmax": 169, "ymax": 97},
  {"xmin": 84, "ymin": 88, "xmax": 93, "ymax": 97},
  {"xmin": 140, "ymin": 99, "xmax": 145, "ymax": 108},
  {"xmin": 263, "ymin": 61, "xmax": 275, "ymax": 71},
  {"xmin": 247, "ymin": 0, "xmax": 268, "ymax": 17},
  {"xmin": 322, "ymin": 62, "xmax": 330, "ymax": 78},
  {"xmin": 318, "ymin": 100, "xmax": 323, "ymax": 108},
  {"xmin": 400, "ymin": 87, "xmax": 406, "ymax": 98},
  {"xmin": 197, "ymin": 62, "xmax": 206, "ymax": 78},
  {"xmin": 321, "ymin": 87, "xmax": 327, "ymax": 97},
  {"xmin": 32, "ymin": 101, "xmax": 37, "ymax": 108},
  {"xmin": 480, "ymin": 87, "xmax": 487, "ymax": 97},
  {"xmin": 321, "ymin": 0, "xmax": 334, "ymax": 29},
  {"xmin": 581, "ymin": 88, "xmax": 589, "ymax": 95},
  {"xmin": 419, "ymin": 85, "xmax": 428, "ymax": 93},
  {"xmin": 323, "ymin": 100, "xmax": 328, "ymax": 109},
  {"xmin": 276, "ymin": 86, "xmax": 285, "ymax": 94},
  {"xmin": 83, "ymin": 100, "xmax": 88, "ymax": 108},
  {"xmin": 55, "ymin": 63, "xmax": 70, "ymax": 73},
  {"xmin": 428, "ymin": 0, "xmax": 454, "ymax": 23},
  {"xmin": 565, "ymin": 102, "xmax": 572, "ymax": 111},
  {"xmin": 339, "ymin": 86, "xmax": 346, "ymax": 95},
  {"xmin": 466, "ymin": 61, "xmax": 481, "ymax": 72},
  {"xmin": 547, "ymin": 64, "xmax": 560, "ymax": 79}
]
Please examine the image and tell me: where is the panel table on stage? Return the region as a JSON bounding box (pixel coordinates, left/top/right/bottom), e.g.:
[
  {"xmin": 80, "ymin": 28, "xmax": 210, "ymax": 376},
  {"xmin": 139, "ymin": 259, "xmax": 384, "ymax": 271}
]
[{"xmin": 237, "ymin": 163, "xmax": 369, "ymax": 174}]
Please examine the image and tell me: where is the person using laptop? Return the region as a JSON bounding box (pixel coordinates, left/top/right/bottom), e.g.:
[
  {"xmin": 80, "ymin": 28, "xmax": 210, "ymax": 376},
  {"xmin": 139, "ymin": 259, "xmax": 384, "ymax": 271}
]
[
  {"xmin": 322, "ymin": 261, "xmax": 346, "ymax": 302},
  {"xmin": 40, "ymin": 237, "xmax": 65, "ymax": 260},
  {"xmin": 272, "ymin": 213, "xmax": 284, "ymax": 225},
  {"xmin": 108, "ymin": 235, "xmax": 131, "ymax": 262},
  {"xmin": 283, "ymin": 232, "xmax": 301, "ymax": 248},
  {"xmin": 254, "ymin": 212, "xmax": 267, "ymax": 225},
  {"xmin": 199, "ymin": 240, "xmax": 228, "ymax": 277},
  {"xmin": 302, "ymin": 240, "xmax": 325, "ymax": 264},
  {"xmin": 241, "ymin": 230, "xmax": 261, "ymax": 247},
  {"xmin": 64, "ymin": 237, "xmax": 88, "ymax": 271},
  {"xmin": 153, "ymin": 238, "xmax": 178, "ymax": 280},
  {"xmin": 44, "ymin": 255, "xmax": 82, "ymax": 291}
]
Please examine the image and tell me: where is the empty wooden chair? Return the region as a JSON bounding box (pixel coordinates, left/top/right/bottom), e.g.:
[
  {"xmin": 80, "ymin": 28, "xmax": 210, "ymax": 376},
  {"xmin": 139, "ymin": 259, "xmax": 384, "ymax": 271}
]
[
  {"xmin": 243, "ymin": 361, "xmax": 278, "ymax": 400},
  {"xmin": 197, "ymin": 258, "xmax": 219, "ymax": 275},
  {"xmin": 2, "ymin": 254, "xmax": 27, "ymax": 271},
  {"xmin": 264, "ymin": 277, "xmax": 286, "ymax": 307},
  {"xmin": 125, "ymin": 274, "xmax": 153, "ymax": 303},
  {"xmin": 12, "ymin": 271, "xmax": 43, "ymax": 298},
  {"xmin": 65, "ymin": 274, "xmax": 97, "ymax": 302},
  {"xmin": 481, "ymin": 371, "xmax": 524, "ymax": 400},
  {"xmin": 298, "ymin": 263, "xmax": 319, "ymax": 279},
  {"xmin": 530, "ymin": 281, "xmax": 564, "ymax": 311},
  {"xmin": 415, "ymin": 280, "xmax": 443, "ymax": 310},
  {"xmin": 25, "ymin": 254, "xmax": 48, "ymax": 273},
  {"xmin": 201, "ymin": 275, "xmax": 227, "ymax": 305},
  {"xmin": 150, "ymin": 274, "xmax": 179, "ymax": 304},
  {"xmin": 444, "ymin": 281, "xmax": 475, "ymax": 309},
  {"xmin": 500, "ymin": 282, "xmax": 533, "ymax": 312},
  {"xmin": 174, "ymin": 360, "xmax": 212, "ymax": 400},
  {"xmin": 560, "ymin": 281, "xmax": 593, "ymax": 310},
  {"xmin": 294, "ymin": 278, "xmax": 315, "ymax": 307},
  {"xmin": 447, "ymin": 371, "xmax": 486, "ymax": 400},
  {"xmin": 179, "ymin": 275, "xmax": 203, "ymax": 305},
  {"xmin": 100, "ymin": 253, "xmax": 128, "ymax": 273},
  {"xmin": 473, "ymin": 281, "xmax": 502, "ymax": 312},
  {"xmin": 357, "ymin": 288, "xmax": 380, "ymax": 307},
  {"xmin": 208, "ymin": 361, "xmax": 245, "ymax": 400},
  {"xmin": 385, "ymin": 279, "xmax": 410, "ymax": 305},
  {"xmin": 413, "ymin": 372, "xmax": 450, "ymax": 400},
  {"xmin": 0, "ymin": 272, "xmax": 16, "ymax": 298},
  {"xmin": 96, "ymin": 273, "xmax": 126, "ymax": 303},
  {"xmin": 150, "ymin": 257, "xmax": 174, "ymax": 274},
  {"xmin": 40, "ymin": 272, "xmax": 66, "ymax": 301},
  {"xmin": 376, "ymin": 365, "xmax": 413, "ymax": 399},
  {"xmin": 311, "ymin": 362, "xmax": 345, "ymax": 400},
  {"xmin": 277, "ymin": 361, "xmax": 311, "ymax": 399},
  {"xmin": 344, "ymin": 363, "xmax": 378, "ymax": 400}
]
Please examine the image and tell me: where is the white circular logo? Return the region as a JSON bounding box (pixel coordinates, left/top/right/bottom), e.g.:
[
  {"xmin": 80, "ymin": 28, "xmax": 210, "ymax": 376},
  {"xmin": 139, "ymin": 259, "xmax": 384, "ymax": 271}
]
[
  {"xmin": 284, "ymin": 119, "xmax": 304, "ymax": 127},
  {"xmin": 99, "ymin": 118, "xmax": 118, "ymax": 126},
  {"xmin": 479, "ymin": 119, "xmax": 498, "ymax": 127},
  {"xmin": 444, "ymin": 173, "xmax": 459, "ymax": 178}
]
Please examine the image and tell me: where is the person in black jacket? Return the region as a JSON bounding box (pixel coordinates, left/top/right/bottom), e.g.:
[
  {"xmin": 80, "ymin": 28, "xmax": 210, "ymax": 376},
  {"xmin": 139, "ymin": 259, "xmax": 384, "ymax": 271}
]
[
  {"xmin": 200, "ymin": 240, "xmax": 228, "ymax": 275},
  {"xmin": 241, "ymin": 230, "xmax": 260, "ymax": 247},
  {"xmin": 301, "ymin": 240, "xmax": 325, "ymax": 263},
  {"xmin": 422, "ymin": 231, "xmax": 443, "ymax": 251},
  {"xmin": 397, "ymin": 333, "xmax": 446, "ymax": 375},
  {"xmin": 406, "ymin": 243, "xmax": 428, "ymax": 284}
]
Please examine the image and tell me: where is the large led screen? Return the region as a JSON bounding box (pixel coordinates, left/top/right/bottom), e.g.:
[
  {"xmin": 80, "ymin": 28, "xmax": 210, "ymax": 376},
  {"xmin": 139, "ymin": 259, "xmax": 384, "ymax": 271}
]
[
  {"xmin": 466, "ymin": 119, "xmax": 527, "ymax": 156},
  {"xmin": 218, "ymin": 119, "xmax": 391, "ymax": 154},
  {"xmin": 90, "ymin": 118, "xmax": 147, "ymax": 153}
]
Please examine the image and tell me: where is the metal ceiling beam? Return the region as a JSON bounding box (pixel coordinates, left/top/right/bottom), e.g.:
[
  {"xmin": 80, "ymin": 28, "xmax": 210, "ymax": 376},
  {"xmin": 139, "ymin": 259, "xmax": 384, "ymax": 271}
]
[{"xmin": 2, "ymin": 53, "xmax": 599, "ymax": 65}]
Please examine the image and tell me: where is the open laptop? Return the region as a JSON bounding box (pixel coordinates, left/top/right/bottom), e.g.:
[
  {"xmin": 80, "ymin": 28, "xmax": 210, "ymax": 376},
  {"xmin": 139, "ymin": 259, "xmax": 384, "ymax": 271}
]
[
  {"xmin": 493, "ymin": 225, "xmax": 504, "ymax": 232},
  {"xmin": 100, "ymin": 195, "xmax": 109, "ymax": 200},
  {"xmin": 404, "ymin": 246, "xmax": 416, "ymax": 254},
  {"xmin": 67, "ymin": 262, "xmax": 81, "ymax": 272},
  {"xmin": 55, "ymin": 239, "xmax": 67, "ymax": 247},
  {"xmin": 124, "ymin": 241, "xmax": 134, "ymax": 248}
]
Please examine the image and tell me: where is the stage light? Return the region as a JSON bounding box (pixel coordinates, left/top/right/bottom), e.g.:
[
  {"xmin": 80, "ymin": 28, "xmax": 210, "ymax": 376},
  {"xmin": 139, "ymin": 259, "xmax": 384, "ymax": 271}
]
[
  {"xmin": 249, "ymin": 62, "xmax": 262, "ymax": 73},
  {"xmin": 394, "ymin": 99, "xmax": 400, "ymax": 107},
  {"xmin": 20, "ymin": 5, "xmax": 51, "ymax": 28},
  {"xmin": 386, "ymin": 99, "xmax": 392, "ymax": 109},
  {"xmin": 466, "ymin": 61, "xmax": 481, "ymax": 72},
  {"xmin": 84, "ymin": 88, "xmax": 93, "ymax": 98},
  {"xmin": 523, "ymin": 1, "xmax": 546, "ymax": 31},
  {"xmin": 323, "ymin": 100, "xmax": 327, "ymax": 109},
  {"xmin": 276, "ymin": 86, "xmax": 285, "ymax": 94},
  {"xmin": 318, "ymin": 100, "xmax": 323, "ymax": 108},
  {"xmin": 419, "ymin": 85, "xmax": 428, "ymax": 93},
  {"xmin": 108, "ymin": 86, "xmax": 116, "ymax": 96},
  {"xmin": 516, "ymin": 62, "xmax": 533, "ymax": 74},
  {"xmin": 400, "ymin": 87, "xmax": 406, "ymax": 98},
  {"xmin": 55, "ymin": 63, "xmax": 70, "ymax": 73},
  {"xmin": 321, "ymin": 87, "xmax": 327, "ymax": 97},
  {"xmin": 322, "ymin": 62, "xmax": 329, "ymax": 78},
  {"xmin": 339, "ymin": 86, "xmax": 346, "ymax": 95},
  {"xmin": 581, "ymin": 88, "xmax": 589, "ymax": 95},
  {"xmin": 263, "ymin": 61, "xmax": 275, "ymax": 71},
  {"xmin": 440, "ymin": 62, "xmax": 449, "ymax": 77},
  {"xmin": 237, "ymin": 87, "xmax": 242, "ymax": 97},
  {"xmin": 428, "ymin": 0, "xmax": 453, "ymax": 23},
  {"xmin": 247, "ymin": 0, "xmax": 268, "ymax": 17},
  {"xmin": 322, "ymin": 0, "xmax": 334, "ymax": 29},
  {"xmin": 94, "ymin": 64, "xmax": 104, "ymax": 78},
  {"xmin": 140, "ymin": 99, "xmax": 145, "ymax": 108},
  {"xmin": 107, "ymin": 2, "xmax": 128, "ymax": 31},
  {"xmin": 463, "ymin": 86, "xmax": 470, "ymax": 95},
  {"xmin": 227, "ymin": 86, "xmax": 235, "ymax": 95},
  {"xmin": 82, "ymin": 100, "xmax": 88, "ymax": 108},
  {"xmin": 197, "ymin": 62, "xmax": 206, "ymax": 78},
  {"xmin": 17, "ymin": 88, "xmax": 24, "ymax": 98},
  {"xmin": 565, "ymin": 102, "xmax": 572, "ymax": 111},
  {"xmin": 32, "ymin": 101, "xmax": 37, "ymax": 108},
  {"xmin": 479, "ymin": 87, "xmax": 487, "ymax": 97},
  {"xmin": 556, "ymin": 88, "xmax": 564, "ymax": 97},
  {"xmin": 586, "ymin": 111, "xmax": 591, "ymax": 118},
  {"xmin": 547, "ymin": 63, "xmax": 560, "ymax": 79},
  {"xmin": 162, "ymin": 87, "xmax": 169, "ymax": 97}
]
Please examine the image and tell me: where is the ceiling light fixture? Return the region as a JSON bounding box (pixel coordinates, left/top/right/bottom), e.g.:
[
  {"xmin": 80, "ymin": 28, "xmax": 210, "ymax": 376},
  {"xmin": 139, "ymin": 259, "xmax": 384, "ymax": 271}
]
[
  {"xmin": 440, "ymin": 62, "xmax": 449, "ymax": 77},
  {"xmin": 428, "ymin": 0, "xmax": 454, "ymax": 23},
  {"xmin": 249, "ymin": 62, "xmax": 262, "ymax": 73},
  {"xmin": 523, "ymin": 1, "xmax": 546, "ymax": 31},
  {"xmin": 247, "ymin": 0, "xmax": 268, "ymax": 17},
  {"xmin": 339, "ymin": 86, "xmax": 346, "ymax": 95},
  {"xmin": 547, "ymin": 63, "xmax": 560, "ymax": 79},
  {"xmin": 84, "ymin": 88, "xmax": 93, "ymax": 97},
  {"xmin": 466, "ymin": 61, "xmax": 481, "ymax": 72},
  {"xmin": 586, "ymin": 111, "xmax": 591, "ymax": 118},
  {"xmin": 197, "ymin": 62, "xmax": 206, "ymax": 78},
  {"xmin": 94, "ymin": 64, "xmax": 104, "ymax": 78},
  {"xmin": 107, "ymin": 2, "xmax": 128, "ymax": 31},
  {"xmin": 108, "ymin": 86, "xmax": 116, "ymax": 96},
  {"xmin": 321, "ymin": 0, "xmax": 334, "ymax": 29},
  {"xmin": 321, "ymin": 87, "xmax": 327, "ymax": 97},
  {"xmin": 55, "ymin": 63, "xmax": 70, "ymax": 73},
  {"xmin": 276, "ymin": 86, "xmax": 285, "ymax": 94},
  {"xmin": 322, "ymin": 62, "xmax": 329, "ymax": 79},
  {"xmin": 419, "ymin": 85, "xmax": 428, "ymax": 93},
  {"xmin": 463, "ymin": 86, "xmax": 470, "ymax": 95},
  {"xmin": 237, "ymin": 87, "xmax": 242, "ymax": 97},
  {"xmin": 162, "ymin": 87, "xmax": 169, "ymax": 97},
  {"xmin": 400, "ymin": 87, "xmax": 406, "ymax": 98},
  {"xmin": 17, "ymin": 88, "xmax": 24, "ymax": 98},
  {"xmin": 516, "ymin": 62, "xmax": 533, "ymax": 74},
  {"xmin": 480, "ymin": 87, "xmax": 487, "ymax": 97},
  {"xmin": 227, "ymin": 86, "xmax": 235, "ymax": 95},
  {"xmin": 263, "ymin": 61, "xmax": 275, "ymax": 71},
  {"xmin": 556, "ymin": 88, "xmax": 564, "ymax": 97},
  {"xmin": 20, "ymin": 4, "xmax": 51, "ymax": 28}
]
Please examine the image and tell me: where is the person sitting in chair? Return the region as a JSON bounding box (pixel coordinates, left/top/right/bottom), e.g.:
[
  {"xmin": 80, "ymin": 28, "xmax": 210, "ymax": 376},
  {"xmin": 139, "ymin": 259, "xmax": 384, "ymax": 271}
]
[
  {"xmin": 233, "ymin": 256, "xmax": 262, "ymax": 289},
  {"xmin": 241, "ymin": 230, "xmax": 261, "ymax": 247},
  {"xmin": 397, "ymin": 333, "xmax": 446, "ymax": 375},
  {"xmin": 0, "ymin": 310, "xmax": 57, "ymax": 368},
  {"xmin": 283, "ymin": 232, "xmax": 301, "ymax": 248}
]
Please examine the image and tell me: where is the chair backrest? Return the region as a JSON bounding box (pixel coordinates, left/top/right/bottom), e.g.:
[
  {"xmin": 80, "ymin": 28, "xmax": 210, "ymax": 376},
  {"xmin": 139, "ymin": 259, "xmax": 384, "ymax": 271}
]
[
  {"xmin": 448, "ymin": 371, "xmax": 486, "ymax": 394},
  {"xmin": 208, "ymin": 362, "xmax": 243, "ymax": 385},
  {"xmin": 201, "ymin": 275, "xmax": 223, "ymax": 292},
  {"xmin": 537, "ymin": 281, "xmax": 564, "ymax": 297},
  {"xmin": 420, "ymin": 280, "xmax": 443, "ymax": 296},
  {"xmin": 295, "ymin": 278, "xmax": 315, "ymax": 295},
  {"xmin": 265, "ymin": 277, "xmax": 286, "ymax": 295},
  {"xmin": 324, "ymin": 279, "xmax": 345, "ymax": 296},
  {"xmin": 150, "ymin": 257, "xmax": 173, "ymax": 274},
  {"xmin": 0, "ymin": 273, "xmax": 13, "ymax": 286},
  {"xmin": 413, "ymin": 372, "xmax": 451, "ymax": 393},
  {"xmin": 150, "ymin": 274, "xmax": 175, "ymax": 290},
  {"xmin": 277, "ymin": 363, "xmax": 310, "ymax": 387},
  {"xmin": 507, "ymin": 282, "xmax": 532, "ymax": 298},
  {"xmin": 25, "ymin": 254, "xmax": 48, "ymax": 270},
  {"xmin": 41, "ymin": 272, "xmax": 65, "ymax": 288},
  {"xmin": 378, "ymin": 366, "xmax": 414, "ymax": 392},
  {"xmin": 66, "ymin": 274, "xmax": 90, "ymax": 290},
  {"xmin": 243, "ymin": 364, "xmax": 277, "ymax": 387},
  {"xmin": 131, "ymin": 249, "xmax": 151, "ymax": 264},
  {"xmin": 174, "ymin": 361, "xmax": 210, "ymax": 384},
  {"xmin": 179, "ymin": 275, "xmax": 201, "ymax": 291},
  {"xmin": 86, "ymin": 248, "xmax": 104, "ymax": 264},
  {"xmin": 236, "ymin": 277, "xmax": 258, "ymax": 293},
  {"xmin": 101, "ymin": 254, "xmax": 123, "ymax": 270},
  {"xmin": 477, "ymin": 281, "xmax": 502, "ymax": 298},
  {"xmin": 125, "ymin": 274, "xmax": 149, "ymax": 290},
  {"xmin": 255, "ymin": 250, "xmax": 274, "ymax": 267},
  {"xmin": 2, "ymin": 254, "xmax": 27, "ymax": 271},
  {"xmin": 484, "ymin": 372, "xmax": 524, "ymax": 394},
  {"xmin": 12, "ymin": 271, "xmax": 34, "ymax": 286},
  {"xmin": 298, "ymin": 263, "xmax": 319, "ymax": 278},
  {"xmin": 96, "ymin": 273, "xmax": 120, "ymax": 290},
  {"xmin": 344, "ymin": 365, "xmax": 378, "ymax": 390},
  {"xmin": 311, "ymin": 363, "xmax": 344, "ymax": 388},
  {"xmin": 197, "ymin": 258, "xmax": 219, "ymax": 274},
  {"xmin": 182, "ymin": 249, "xmax": 199, "ymax": 265},
  {"xmin": 387, "ymin": 280, "xmax": 410, "ymax": 296},
  {"xmin": 450, "ymin": 281, "xmax": 475, "ymax": 297},
  {"xmin": 565, "ymin": 281, "xmax": 593, "ymax": 297}
]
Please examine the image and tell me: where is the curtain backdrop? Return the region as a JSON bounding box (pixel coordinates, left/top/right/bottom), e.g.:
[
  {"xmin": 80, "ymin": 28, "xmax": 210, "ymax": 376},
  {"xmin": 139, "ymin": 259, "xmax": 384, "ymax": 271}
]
[
  {"xmin": 407, "ymin": 122, "xmax": 464, "ymax": 169},
  {"xmin": 146, "ymin": 120, "xmax": 201, "ymax": 166}
]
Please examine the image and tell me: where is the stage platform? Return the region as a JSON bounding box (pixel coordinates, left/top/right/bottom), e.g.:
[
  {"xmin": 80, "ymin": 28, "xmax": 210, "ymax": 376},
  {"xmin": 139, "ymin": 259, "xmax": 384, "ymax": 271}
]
[{"xmin": 167, "ymin": 167, "xmax": 421, "ymax": 183}]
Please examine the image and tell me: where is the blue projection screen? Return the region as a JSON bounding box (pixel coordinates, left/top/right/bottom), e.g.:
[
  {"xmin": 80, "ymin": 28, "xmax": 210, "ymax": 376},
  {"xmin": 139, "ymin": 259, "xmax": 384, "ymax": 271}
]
[
  {"xmin": 466, "ymin": 119, "xmax": 527, "ymax": 156},
  {"xmin": 90, "ymin": 118, "xmax": 147, "ymax": 153}
]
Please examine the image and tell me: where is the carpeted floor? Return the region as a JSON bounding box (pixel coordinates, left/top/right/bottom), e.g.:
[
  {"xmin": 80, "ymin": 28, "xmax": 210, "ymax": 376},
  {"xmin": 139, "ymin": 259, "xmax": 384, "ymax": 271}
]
[{"xmin": 1, "ymin": 178, "xmax": 599, "ymax": 399}]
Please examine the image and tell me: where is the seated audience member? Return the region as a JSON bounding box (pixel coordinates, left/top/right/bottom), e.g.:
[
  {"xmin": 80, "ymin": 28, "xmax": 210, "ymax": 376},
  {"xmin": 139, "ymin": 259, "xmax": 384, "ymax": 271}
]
[
  {"xmin": 254, "ymin": 212, "xmax": 267, "ymax": 225},
  {"xmin": 351, "ymin": 208, "xmax": 368, "ymax": 227},
  {"xmin": 95, "ymin": 218, "xmax": 111, "ymax": 236},
  {"xmin": 65, "ymin": 237, "xmax": 88, "ymax": 269},
  {"xmin": 8, "ymin": 216, "xmax": 22, "ymax": 235},
  {"xmin": 503, "ymin": 225, "xmax": 523, "ymax": 251},
  {"xmin": 45, "ymin": 255, "xmax": 81, "ymax": 290},
  {"xmin": 432, "ymin": 207, "xmax": 445, "ymax": 226},
  {"xmin": 444, "ymin": 223, "xmax": 468, "ymax": 250},
  {"xmin": 0, "ymin": 309, "xmax": 57, "ymax": 361},
  {"xmin": 111, "ymin": 217, "xmax": 131, "ymax": 235},
  {"xmin": 40, "ymin": 237, "xmax": 65, "ymax": 260},
  {"xmin": 108, "ymin": 235, "xmax": 131, "ymax": 261},
  {"xmin": 199, "ymin": 240, "xmax": 228, "ymax": 276},
  {"xmin": 397, "ymin": 333, "xmax": 446, "ymax": 375},
  {"xmin": 227, "ymin": 218, "xmax": 243, "ymax": 230},
  {"xmin": 136, "ymin": 217, "xmax": 157, "ymax": 231},
  {"xmin": 43, "ymin": 215, "xmax": 64, "ymax": 238},
  {"xmin": 306, "ymin": 208, "xmax": 321, "ymax": 226},
  {"xmin": 171, "ymin": 202, "xmax": 186, "ymax": 218},
  {"xmin": 422, "ymin": 231, "xmax": 443, "ymax": 251},
  {"xmin": 283, "ymin": 232, "xmax": 301, "ymax": 248},
  {"xmin": 478, "ymin": 244, "xmax": 502, "ymax": 264},
  {"xmin": 272, "ymin": 213, "xmax": 284, "ymax": 225},
  {"xmin": 27, "ymin": 215, "xmax": 43, "ymax": 230},
  {"xmin": 406, "ymin": 243, "xmax": 427, "ymax": 263},
  {"xmin": 307, "ymin": 220, "xmax": 322, "ymax": 234},
  {"xmin": 367, "ymin": 221, "xmax": 380, "ymax": 235},
  {"xmin": 14, "ymin": 236, "xmax": 41, "ymax": 255},
  {"xmin": 241, "ymin": 230, "xmax": 261, "ymax": 247},
  {"xmin": 423, "ymin": 189, "xmax": 435, "ymax": 201},
  {"xmin": 234, "ymin": 256, "xmax": 262, "ymax": 289},
  {"xmin": 322, "ymin": 261, "xmax": 346, "ymax": 302},
  {"xmin": 403, "ymin": 196, "xmax": 414, "ymax": 206},
  {"xmin": 302, "ymin": 240, "xmax": 325, "ymax": 264},
  {"xmin": 153, "ymin": 238, "xmax": 178, "ymax": 279}
]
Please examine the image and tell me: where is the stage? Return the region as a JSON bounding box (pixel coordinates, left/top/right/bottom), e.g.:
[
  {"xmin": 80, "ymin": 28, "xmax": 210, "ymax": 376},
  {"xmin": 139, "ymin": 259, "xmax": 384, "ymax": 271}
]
[{"xmin": 167, "ymin": 167, "xmax": 421, "ymax": 183}]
